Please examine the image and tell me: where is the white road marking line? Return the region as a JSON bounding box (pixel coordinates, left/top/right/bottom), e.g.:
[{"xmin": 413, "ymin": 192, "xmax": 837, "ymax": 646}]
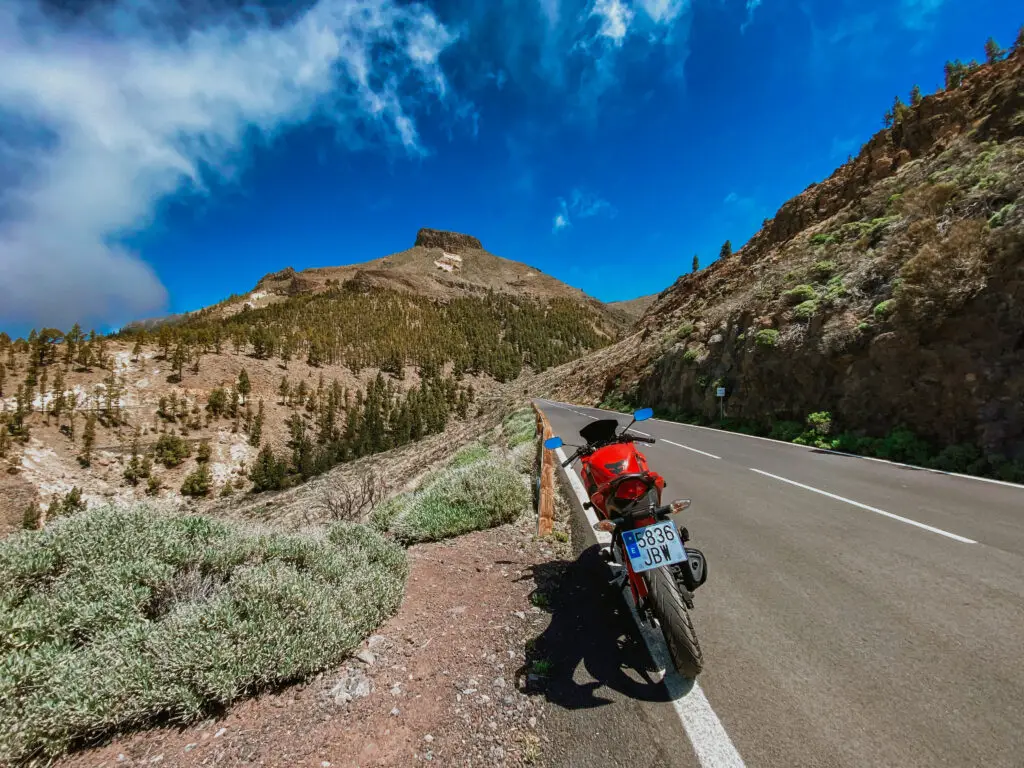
[
  {"xmin": 664, "ymin": 440, "xmax": 722, "ymax": 460},
  {"xmin": 631, "ymin": 429, "xmax": 652, "ymax": 436},
  {"xmin": 554, "ymin": 447, "xmax": 611, "ymax": 545},
  {"xmin": 635, "ymin": 617, "xmax": 746, "ymax": 768},
  {"xmin": 749, "ymin": 469, "xmax": 977, "ymax": 544},
  {"xmin": 553, "ymin": 446, "xmax": 745, "ymax": 768}
]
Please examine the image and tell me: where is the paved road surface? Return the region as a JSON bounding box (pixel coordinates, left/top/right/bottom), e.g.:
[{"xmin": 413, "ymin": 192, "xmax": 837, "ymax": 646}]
[{"xmin": 535, "ymin": 399, "xmax": 1024, "ymax": 768}]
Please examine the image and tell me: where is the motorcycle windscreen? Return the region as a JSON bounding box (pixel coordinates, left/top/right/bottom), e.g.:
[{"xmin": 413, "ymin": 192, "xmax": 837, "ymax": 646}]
[{"xmin": 579, "ymin": 419, "xmax": 619, "ymax": 444}]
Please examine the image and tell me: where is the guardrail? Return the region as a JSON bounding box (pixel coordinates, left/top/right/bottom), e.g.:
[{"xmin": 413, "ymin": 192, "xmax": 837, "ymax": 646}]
[{"xmin": 533, "ymin": 403, "xmax": 555, "ymax": 536}]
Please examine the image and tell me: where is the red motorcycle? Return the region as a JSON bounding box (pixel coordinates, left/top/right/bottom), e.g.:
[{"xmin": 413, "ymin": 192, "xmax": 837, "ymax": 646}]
[{"xmin": 546, "ymin": 407, "xmax": 707, "ymax": 678}]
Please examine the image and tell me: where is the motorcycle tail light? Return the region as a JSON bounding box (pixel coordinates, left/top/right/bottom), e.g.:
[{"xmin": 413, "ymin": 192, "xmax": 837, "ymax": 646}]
[
  {"xmin": 615, "ymin": 479, "xmax": 649, "ymax": 500},
  {"xmin": 593, "ymin": 520, "xmax": 616, "ymax": 532}
]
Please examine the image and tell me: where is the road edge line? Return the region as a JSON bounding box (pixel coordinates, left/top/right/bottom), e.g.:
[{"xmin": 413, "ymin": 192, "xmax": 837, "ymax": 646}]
[{"xmin": 551, "ymin": 436, "xmax": 745, "ymax": 768}]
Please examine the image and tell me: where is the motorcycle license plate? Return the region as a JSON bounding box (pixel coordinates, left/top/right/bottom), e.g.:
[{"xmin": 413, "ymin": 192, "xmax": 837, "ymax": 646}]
[{"xmin": 621, "ymin": 521, "xmax": 687, "ymax": 573}]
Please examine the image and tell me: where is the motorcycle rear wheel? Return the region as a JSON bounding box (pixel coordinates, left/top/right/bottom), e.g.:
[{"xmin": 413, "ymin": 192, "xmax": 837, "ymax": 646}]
[{"xmin": 646, "ymin": 565, "xmax": 704, "ymax": 679}]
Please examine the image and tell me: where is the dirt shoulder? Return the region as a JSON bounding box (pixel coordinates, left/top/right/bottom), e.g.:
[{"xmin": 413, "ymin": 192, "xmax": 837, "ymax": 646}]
[{"xmin": 58, "ymin": 510, "xmax": 571, "ymax": 768}]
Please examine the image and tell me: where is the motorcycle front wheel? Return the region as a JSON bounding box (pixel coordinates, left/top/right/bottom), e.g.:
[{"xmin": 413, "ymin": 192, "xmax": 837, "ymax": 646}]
[{"xmin": 646, "ymin": 565, "xmax": 704, "ymax": 679}]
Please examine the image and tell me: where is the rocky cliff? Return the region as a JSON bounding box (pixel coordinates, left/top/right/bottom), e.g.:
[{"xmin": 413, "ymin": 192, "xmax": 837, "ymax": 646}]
[
  {"xmin": 595, "ymin": 49, "xmax": 1024, "ymax": 464},
  {"xmin": 413, "ymin": 228, "xmax": 484, "ymax": 252}
]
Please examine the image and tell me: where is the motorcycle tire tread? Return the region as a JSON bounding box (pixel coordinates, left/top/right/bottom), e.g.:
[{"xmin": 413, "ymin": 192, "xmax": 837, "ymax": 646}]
[{"xmin": 646, "ymin": 566, "xmax": 704, "ymax": 679}]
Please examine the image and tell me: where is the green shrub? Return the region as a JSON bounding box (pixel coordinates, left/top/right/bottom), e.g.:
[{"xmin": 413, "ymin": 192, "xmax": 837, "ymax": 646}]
[
  {"xmin": 369, "ymin": 492, "xmax": 415, "ymax": 533},
  {"xmin": 755, "ymin": 329, "xmax": 780, "ymax": 348},
  {"xmin": 598, "ymin": 390, "xmax": 633, "ymax": 413},
  {"xmin": 873, "ymin": 300, "xmax": 896, "ymax": 319},
  {"xmin": 45, "ymin": 487, "xmax": 87, "ymax": 520},
  {"xmin": 806, "ymin": 411, "xmax": 833, "ymax": 436},
  {"xmin": 154, "ymin": 434, "xmax": 191, "ymax": 468},
  {"xmin": 181, "ymin": 463, "xmax": 213, "ymax": 497},
  {"xmin": 874, "ymin": 427, "xmax": 932, "ymax": 466},
  {"xmin": 502, "ymin": 409, "xmax": 536, "ymax": 449},
  {"xmin": 682, "ymin": 348, "xmax": 699, "ymax": 363},
  {"xmin": 768, "ymin": 420, "xmax": 804, "ymax": 442},
  {"xmin": 511, "ymin": 440, "xmax": 537, "ymax": 475},
  {"xmin": 675, "ymin": 322, "xmax": 695, "ymax": 340},
  {"xmin": 449, "ymin": 442, "xmax": 491, "ymax": 469},
  {"xmin": 783, "ymin": 284, "xmax": 818, "ymax": 305},
  {"xmin": 0, "ymin": 508, "xmax": 407, "ymax": 764},
  {"xmin": 196, "ymin": 440, "xmax": 212, "ymax": 464},
  {"xmin": 988, "ymin": 203, "xmax": 1016, "ymax": 228},
  {"xmin": 793, "ymin": 300, "xmax": 818, "ymax": 320},
  {"xmin": 812, "ymin": 260, "xmax": 837, "ymax": 278},
  {"xmin": 810, "ymin": 233, "xmax": 835, "ymax": 246},
  {"xmin": 388, "ymin": 459, "xmax": 530, "ymax": 545},
  {"xmin": 932, "ymin": 443, "xmax": 986, "ymax": 474}
]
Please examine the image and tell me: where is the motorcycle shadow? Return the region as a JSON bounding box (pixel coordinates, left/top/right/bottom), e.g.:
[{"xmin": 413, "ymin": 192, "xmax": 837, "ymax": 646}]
[{"xmin": 511, "ymin": 544, "xmax": 681, "ymax": 710}]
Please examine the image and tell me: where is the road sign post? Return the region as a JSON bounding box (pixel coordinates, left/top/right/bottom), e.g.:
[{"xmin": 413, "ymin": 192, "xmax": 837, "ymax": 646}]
[{"xmin": 716, "ymin": 386, "xmax": 726, "ymax": 421}]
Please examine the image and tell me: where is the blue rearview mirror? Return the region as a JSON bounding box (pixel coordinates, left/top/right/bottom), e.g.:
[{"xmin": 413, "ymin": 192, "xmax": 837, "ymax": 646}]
[
  {"xmin": 544, "ymin": 436, "xmax": 563, "ymax": 450},
  {"xmin": 633, "ymin": 407, "xmax": 654, "ymax": 422}
]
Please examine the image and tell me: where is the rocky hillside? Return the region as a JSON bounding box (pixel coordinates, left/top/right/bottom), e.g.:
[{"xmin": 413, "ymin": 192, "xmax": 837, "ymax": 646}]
[
  {"xmin": 609, "ymin": 293, "xmax": 659, "ymax": 323},
  {"xmin": 0, "ymin": 230, "xmax": 622, "ymax": 531},
  {"xmin": 550, "ymin": 44, "xmax": 1024, "ymax": 471},
  {"xmin": 220, "ymin": 228, "xmax": 622, "ymax": 331}
]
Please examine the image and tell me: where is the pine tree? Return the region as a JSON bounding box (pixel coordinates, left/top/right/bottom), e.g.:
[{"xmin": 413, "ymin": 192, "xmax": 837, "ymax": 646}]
[
  {"xmin": 250, "ymin": 400, "xmax": 265, "ymax": 447},
  {"xmin": 719, "ymin": 241, "xmax": 732, "ymax": 260},
  {"xmin": 944, "ymin": 59, "xmax": 968, "ymax": 89},
  {"xmin": 0, "ymin": 361, "xmax": 5, "ymax": 398},
  {"xmin": 50, "ymin": 367, "xmax": 65, "ymax": 422},
  {"xmin": 984, "ymin": 37, "xmax": 1005, "ymax": 63},
  {"xmin": 170, "ymin": 342, "xmax": 187, "ymax": 382},
  {"xmin": 237, "ymin": 368, "xmax": 251, "ymax": 404},
  {"xmin": 692, "ymin": 254, "xmax": 699, "ymax": 273},
  {"xmin": 79, "ymin": 414, "xmax": 96, "ymax": 466},
  {"xmin": 250, "ymin": 443, "xmax": 288, "ymax": 491},
  {"xmin": 38, "ymin": 367, "xmax": 48, "ymax": 420},
  {"xmin": 884, "ymin": 95, "xmax": 908, "ymax": 127},
  {"xmin": 64, "ymin": 324, "xmax": 81, "ymax": 369},
  {"xmin": 77, "ymin": 340, "xmax": 92, "ymax": 371},
  {"xmin": 124, "ymin": 433, "xmax": 146, "ymax": 486},
  {"xmin": 1016, "ymin": 25, "xmax": 1024, "ymax": 53},
  {"xmin": 197, "ymin": 439, "xmax": 212, "ymax": 464},
  {"xmin": 131, "ymin": 335, "xmax": 144, "ymax": 362},
  {"xmin": 181, "ymin": 462, "xmax": 212, "ymax": 497},
  {"xmin": 909, "ymin": 84, "xmax": 922, "ymax": 106}
]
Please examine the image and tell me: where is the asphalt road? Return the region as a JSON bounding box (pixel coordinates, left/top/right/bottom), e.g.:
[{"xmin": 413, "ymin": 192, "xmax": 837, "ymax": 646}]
[{"xmin": 535, "ymin": 399, "xmax": 1024, "ymax": 768}]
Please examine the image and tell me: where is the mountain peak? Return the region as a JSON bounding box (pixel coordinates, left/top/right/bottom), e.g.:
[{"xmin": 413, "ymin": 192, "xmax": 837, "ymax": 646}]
[{"xmin": 414, "ymin": 228, "xmax": 483, "ymax": 253}]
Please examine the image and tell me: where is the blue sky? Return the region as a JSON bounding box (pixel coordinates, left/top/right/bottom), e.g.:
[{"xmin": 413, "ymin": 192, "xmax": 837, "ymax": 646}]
[{"xmin": 0, "ymin": 0, "xmax": 1019, "ymax": 336}]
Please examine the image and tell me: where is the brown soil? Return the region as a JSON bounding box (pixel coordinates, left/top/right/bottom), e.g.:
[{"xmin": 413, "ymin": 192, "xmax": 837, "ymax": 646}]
[{"xmin": 56, "ymin": 513, "xmax": 572, "ymax": 768}]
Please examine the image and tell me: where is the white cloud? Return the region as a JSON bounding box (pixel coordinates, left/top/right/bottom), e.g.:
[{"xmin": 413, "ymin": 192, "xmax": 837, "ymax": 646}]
[
  {"xmin": 590, "ymin": 0, "xmax": 635, "ymax": 46},
  {"xmin": 637, "ymin": 0, "xmax": 688, "ymax": 25},
  {"xmin": 741, "ymin": 0, "xmax": 763, "ymax": 32},
  {"xmin": 0, "ymin": 0, "xmax": 457, "ymax": 330},
  {"xmin": 553, "ymin": 207, "xmax": 572, "ymax": 233},
  {"xmin": 552, "ymin": 187, "xmax": 615, "ymax": 233}
]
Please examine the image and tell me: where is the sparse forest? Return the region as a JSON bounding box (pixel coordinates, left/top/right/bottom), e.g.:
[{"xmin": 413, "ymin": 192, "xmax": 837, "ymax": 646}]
[
  {"xmin": 1, "ymin": 280, "xmax": 607, "ymax": 512},
  {"xmin": 115, "ymin": 285, "xmax": 612, "ymax": 382}
]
